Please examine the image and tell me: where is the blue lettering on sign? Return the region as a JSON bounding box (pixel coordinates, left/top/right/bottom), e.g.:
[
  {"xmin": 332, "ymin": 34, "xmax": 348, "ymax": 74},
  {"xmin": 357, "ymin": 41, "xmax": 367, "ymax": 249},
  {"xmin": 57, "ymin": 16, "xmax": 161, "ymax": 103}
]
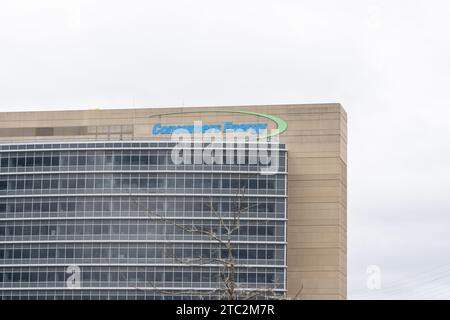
[
  {"xmin": 152, "ymin": 122, "xmax": 267, "ymax": 135},
  {"xmin": 223, "ymin": 122, "xmax": 267, "ymax": 133}
]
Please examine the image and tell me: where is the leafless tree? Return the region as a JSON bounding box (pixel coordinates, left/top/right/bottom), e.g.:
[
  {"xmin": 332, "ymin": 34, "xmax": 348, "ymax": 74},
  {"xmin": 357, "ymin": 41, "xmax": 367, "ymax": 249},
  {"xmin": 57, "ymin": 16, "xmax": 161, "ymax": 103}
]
[{"xmin": 131, "ymin": 187, "xmax": 302, "ymax": 300}]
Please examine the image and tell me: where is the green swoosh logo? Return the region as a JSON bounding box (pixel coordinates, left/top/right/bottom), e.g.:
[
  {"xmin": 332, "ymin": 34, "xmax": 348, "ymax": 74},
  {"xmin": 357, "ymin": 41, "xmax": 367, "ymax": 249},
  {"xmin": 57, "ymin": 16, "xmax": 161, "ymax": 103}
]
[{"xmin": 149, "ymin": 109, "xmax": 287, "ymax": 137}]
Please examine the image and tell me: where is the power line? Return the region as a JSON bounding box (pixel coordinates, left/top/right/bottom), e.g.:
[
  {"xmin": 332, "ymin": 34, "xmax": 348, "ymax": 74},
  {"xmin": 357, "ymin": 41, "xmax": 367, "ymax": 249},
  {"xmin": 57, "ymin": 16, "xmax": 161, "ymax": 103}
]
[{"xmin": 350, "ymin": 262, "xmax": 450, "ymax": 299}]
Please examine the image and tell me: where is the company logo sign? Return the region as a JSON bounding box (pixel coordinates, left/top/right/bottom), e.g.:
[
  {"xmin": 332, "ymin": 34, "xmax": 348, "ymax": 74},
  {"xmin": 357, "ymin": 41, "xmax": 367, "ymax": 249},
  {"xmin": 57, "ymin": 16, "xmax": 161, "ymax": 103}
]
[
  {"xmin": 150, "ymin": 110, "xmax": 287, "ymax": 138},
  {"xmin": 152, "ymin": 122, "xmax": 267, "ymax": 135},
  {"xmin": 148, "ymin": 110, "xmax": 285, "ymax": 174}
]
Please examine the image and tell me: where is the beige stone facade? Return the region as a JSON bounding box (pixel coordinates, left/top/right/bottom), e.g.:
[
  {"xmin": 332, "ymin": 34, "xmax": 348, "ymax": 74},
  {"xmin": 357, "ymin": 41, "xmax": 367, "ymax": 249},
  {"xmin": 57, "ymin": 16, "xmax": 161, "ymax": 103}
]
[{"xmin": 0, "ymin": 103, "xmax": 347, "ymax": 299}]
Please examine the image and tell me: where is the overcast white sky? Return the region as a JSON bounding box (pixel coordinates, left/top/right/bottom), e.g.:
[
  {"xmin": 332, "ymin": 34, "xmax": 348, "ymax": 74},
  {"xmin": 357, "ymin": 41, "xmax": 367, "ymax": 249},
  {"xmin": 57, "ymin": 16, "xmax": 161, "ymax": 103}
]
[{"xmin": 1, "ymin": 0, "xmax": 450, "ymax": 299}]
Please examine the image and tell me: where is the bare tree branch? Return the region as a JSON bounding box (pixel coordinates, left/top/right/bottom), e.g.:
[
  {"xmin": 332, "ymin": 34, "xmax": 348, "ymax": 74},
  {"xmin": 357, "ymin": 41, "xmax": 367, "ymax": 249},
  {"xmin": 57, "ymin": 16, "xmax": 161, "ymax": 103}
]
[{"xmin": 127, "ymin": 186, "xmax": 299, "ymax": 300}]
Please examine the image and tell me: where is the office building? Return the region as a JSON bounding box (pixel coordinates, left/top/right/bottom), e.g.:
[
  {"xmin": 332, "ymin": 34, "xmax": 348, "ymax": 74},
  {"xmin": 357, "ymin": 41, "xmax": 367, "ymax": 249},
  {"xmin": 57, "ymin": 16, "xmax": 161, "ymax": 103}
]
[{"xmin": 0, "ymin": 104, "xmax": 347, "ymax": 299}]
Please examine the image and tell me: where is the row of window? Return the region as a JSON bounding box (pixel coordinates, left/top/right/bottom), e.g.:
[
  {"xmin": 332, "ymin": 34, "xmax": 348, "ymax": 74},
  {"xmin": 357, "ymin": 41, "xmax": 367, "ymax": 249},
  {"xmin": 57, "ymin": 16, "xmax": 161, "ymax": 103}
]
[
  {"xmin": 0, "ymin": 266, "xmax": 283, "ymax": 286},
  {"xmin": 0, "ymin": 150, "xmax": 286, "ymax": 170},
  {"xmin": 0, "ymin": 220, "xmax": 284, "ymax": 239},
  {"xmin": 0, "ymin": 291, "xmax": 284, "ymax": 300},
  {"xmin": 0, "ymin": 196, "xmax": 285, "ymax": 218},
  {"xmin": 0, "ymin": 274, "xmax": 277, "ymax": 286},
  {"xmin": 0, "ymin": 243, "xmax": 284, "ymax": 261},
  {"xmin": 0, "ymin": 173, "xmax": 285, "ymax": 193},
  {"xmin": 0, "ymin": 291, "xmax": 283, "ymax": 300}
]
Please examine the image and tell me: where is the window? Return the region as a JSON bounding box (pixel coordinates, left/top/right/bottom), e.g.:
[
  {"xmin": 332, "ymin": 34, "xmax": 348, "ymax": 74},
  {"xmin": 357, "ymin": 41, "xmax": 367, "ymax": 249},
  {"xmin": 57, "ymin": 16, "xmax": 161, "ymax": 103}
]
[
  {"xmin": 148, "ymin": 178, "xmax": 156, "ymax": 188},
  {"xmin": 43, "ymin": 157, "xmax": 52, "ymax": 167},
  {"xmin": 258, "ymin": 179, "xmax": 267, "ymax": 188},
  {"xmin": 139, "ymin": 177, "xmax": 148, "ymax": 188},
  {"xmin": 9, "ymin": 158, "xmax": 17, "ymax": 167},
  {"xmin": 140, "ymin": 155, "xmax": 149, "ymax": 165},
  {"xmin": 77, "ymin": 179, "xmax": 85, "ymax": 189},
  {"xmin": 122, "ymin": 153, "xmax": 131, "ymax": 165},
  {"xmin": 93, "ymin": 248, "xmax": 101, "ymax": 258},
  {"xmin": 23, "ymin": 226, "xmax": 31, "ymax": 236},
  {"xmin": 93, "ymin": 225, "xmax": 102, "ymax": 235},
  {"xmin": 105, "ymin": 153, "xmax": 113, "ymax": 165},
  {"xmin": 164, "ymin": 272, "xmax": 173, "ymax": 282},
  {"xmin": 0, "ymin": 158, "xmax": 8, "ymax": 168},
  {"xmin": 17, "ymin": 157, "xmax": 26, "ymax": 167},
  {"xmin": 35, "ymin": 157, "xmax": 43, "ymax": 166},
  {"xmin": 67, "ymin": 202, "xmax": 76, "ymax": 212},
  {"xmin": 51, "ymin": 156, "xmax": 60, "ymax": 166},
  {"xmin": 69, "ymin": 156, "xmax": 77, "ymax": 166},
  {"xmin": 95, "ymin": 178, "xmax": 103, "ymax": 189},
  {"xmin": 78, "ymin": 155, "xmax": 86, "ymax": 166},
  {"xmin": 231, "ymin": 179, "xmax": 239, "ymax": 189},
  {"xmin": 68, "ymin": 179, "xmax": 77, "ymax": 189},
  {"xmin": 185, "ymin": 179, "xmax": 193, "ymax": 188},
  {"xmin": 26, "ymin": 157, "xmax": 34, "ymax": 167},
  {"xmin": 87, "ymin": 155, "xmax": 95, "ymax": 166},
  {"xmin": 31, "ymin": 179, "xmax": 40, "ymax": 190},
  {"xmin": 42, "ymin": 179, "xmax": 50, "ymax": 189},
  {"xmin": 86, "ymin": 178, "xmax": 94, "ymax": 189},
  {"xmin": 131, "ymin": 155, "xmax": 140, "ymax": 165}
]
